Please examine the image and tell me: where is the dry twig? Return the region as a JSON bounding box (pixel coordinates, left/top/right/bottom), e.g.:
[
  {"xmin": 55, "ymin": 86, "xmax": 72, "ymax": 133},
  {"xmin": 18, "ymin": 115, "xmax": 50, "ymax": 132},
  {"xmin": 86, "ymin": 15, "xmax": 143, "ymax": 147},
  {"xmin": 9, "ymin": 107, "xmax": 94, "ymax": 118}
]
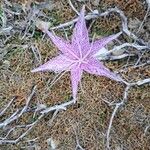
[
  {"xmin": 105, "ymin": 79, "xmax": 150, "ymax": 149},
  {"xmin": 0, "ymin": 95, "xmax": 74, "ymax": 144}
]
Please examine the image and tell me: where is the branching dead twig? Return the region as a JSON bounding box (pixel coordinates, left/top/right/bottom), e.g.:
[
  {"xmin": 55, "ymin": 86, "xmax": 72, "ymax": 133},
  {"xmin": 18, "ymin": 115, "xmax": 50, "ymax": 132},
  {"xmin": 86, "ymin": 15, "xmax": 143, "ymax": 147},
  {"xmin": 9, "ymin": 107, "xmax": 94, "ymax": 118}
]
[
  {"xmin": 0, "ymin": 114, "xmax": 44, "ymax": 144},
  {"xmin": 0, "ymin": 97, "xmax": 16, "ymax": 117},
  {"xmin": 41, "ymin": 99, "xmax": 75, "ymax": 114},
  {"xmin": 68, "ymin": 0, "xmax": 79, "ymax": 15},
  {"xmin": 106, "ymin": 79, "xmax": 150, "ymax": 149},
  {"xmin": 0, "ymin": 96, "xmax": 74, "ymax": 144},
  {"xmin": 72, "ymin": 123, "xmax": 85, "ymax": 150},
  {"xmin": 50, "ymin": 7, "xmax": 140, "ymax": 41},
  {"xmin": 144, "ymin": 124, "xmax": 150, "ymax": 136},
  {"xmin": 96, "ymin": 43, "xmax": 148, "ymax": 61},
  {"xmin": 0, "ymin": 86, "xmax": 37, "ymax": 128},
  {"xmin": 106, "ymin": 102, "xmax": 123, "ymax": 149},
  {"xmin": 137, "ymin": 0, "xmax": 150, "ymax": 33}
]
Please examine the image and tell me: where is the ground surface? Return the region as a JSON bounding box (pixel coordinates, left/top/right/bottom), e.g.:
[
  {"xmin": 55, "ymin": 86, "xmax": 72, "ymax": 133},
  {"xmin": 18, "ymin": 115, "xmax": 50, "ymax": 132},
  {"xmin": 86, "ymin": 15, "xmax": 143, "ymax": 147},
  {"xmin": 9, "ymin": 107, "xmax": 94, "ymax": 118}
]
[{"xmin": 0, "ymin": 0, "xmax": 150, "ymax": 150}]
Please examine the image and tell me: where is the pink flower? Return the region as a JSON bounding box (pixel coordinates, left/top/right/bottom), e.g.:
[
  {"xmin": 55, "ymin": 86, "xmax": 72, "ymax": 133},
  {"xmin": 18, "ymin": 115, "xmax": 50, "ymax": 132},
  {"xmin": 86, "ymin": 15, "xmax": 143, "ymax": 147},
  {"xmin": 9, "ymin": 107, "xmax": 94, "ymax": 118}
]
[{"xmin": 32, "ymin": 6, "xmax": 122, "ymax": 102}]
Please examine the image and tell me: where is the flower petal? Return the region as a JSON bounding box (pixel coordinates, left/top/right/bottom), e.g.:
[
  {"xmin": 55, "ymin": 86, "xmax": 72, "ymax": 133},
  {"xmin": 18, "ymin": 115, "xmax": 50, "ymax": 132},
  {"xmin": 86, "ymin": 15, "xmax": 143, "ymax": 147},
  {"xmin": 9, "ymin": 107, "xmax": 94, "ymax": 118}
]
[
  {"xmin": 72, "ymin": 5, "xmax": 90, "ymax": 57},
  {"xmin": 83, "ymin": 58, "xmax": 122, "ymax": 82},
  {"xmin": 71, "ymin": 67, "xmax": 83, "ymax": 102},
  {"xmin": 31, "ymin": 55, "xmax": 74, "ymax": 73},
  {"xmin": 45, "ymin": 30, "xmax": 78, "ymax": 59},
  {"xmin": 90, "ymin": 32, "xmax": 122, "ymax": 56}
]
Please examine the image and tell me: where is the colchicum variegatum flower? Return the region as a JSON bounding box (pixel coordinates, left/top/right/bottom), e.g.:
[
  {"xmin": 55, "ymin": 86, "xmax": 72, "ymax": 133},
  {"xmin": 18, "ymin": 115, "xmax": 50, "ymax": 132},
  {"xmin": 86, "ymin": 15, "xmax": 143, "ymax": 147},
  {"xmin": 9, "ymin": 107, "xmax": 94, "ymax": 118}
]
[{"xmin": 32, "ymin": 6, "xmax": 122, "ymax": 102}]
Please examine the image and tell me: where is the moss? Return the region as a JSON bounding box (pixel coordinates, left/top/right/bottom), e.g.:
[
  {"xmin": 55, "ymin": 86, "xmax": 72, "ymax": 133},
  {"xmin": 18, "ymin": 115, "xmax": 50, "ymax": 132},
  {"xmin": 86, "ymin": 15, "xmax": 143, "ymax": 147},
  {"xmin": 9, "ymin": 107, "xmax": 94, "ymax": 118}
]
[
  {"xmin": 4, "ymin": 47, "xmax": 24, "ymax": 60},
  {"xmin": 92, "ymin": 27, "xmax": 113, "ymax": 37},
  {"xmin": 33, "ymin": 30, "xmax": 43, "ymax": 39},
  {"xmin": 49, "ymin": 10, "xmax": 63, "ymax": 27}
]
